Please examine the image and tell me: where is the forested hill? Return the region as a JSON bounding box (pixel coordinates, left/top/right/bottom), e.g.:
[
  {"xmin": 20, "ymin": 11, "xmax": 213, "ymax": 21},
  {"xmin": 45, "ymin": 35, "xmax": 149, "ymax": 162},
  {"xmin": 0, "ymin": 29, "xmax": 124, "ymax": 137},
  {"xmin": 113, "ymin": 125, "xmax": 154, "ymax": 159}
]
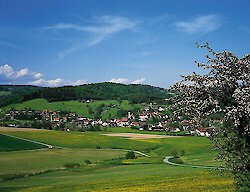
[
  {"xmin": 0, "ymin": 85, "xmax": 43, "ymax": 107},
  {"xmin": 0, "ymin": 83, "xmax": 171, "ymax": 107}
]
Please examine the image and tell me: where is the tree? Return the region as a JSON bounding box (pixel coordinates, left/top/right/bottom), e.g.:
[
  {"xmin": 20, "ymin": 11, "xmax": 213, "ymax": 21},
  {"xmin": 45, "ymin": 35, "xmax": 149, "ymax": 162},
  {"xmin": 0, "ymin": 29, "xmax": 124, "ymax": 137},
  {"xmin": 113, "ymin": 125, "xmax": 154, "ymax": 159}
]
[
  {"xmin": 172, "ymin": 43, "xmax": 249, "ymax": 191},
  {"xmin": 170, "ymin": 149, "xmax": 179, "ymax": 158},
  {"xmin": 125, "ymin": 151, "xmax": 136, "ymax": 159}
]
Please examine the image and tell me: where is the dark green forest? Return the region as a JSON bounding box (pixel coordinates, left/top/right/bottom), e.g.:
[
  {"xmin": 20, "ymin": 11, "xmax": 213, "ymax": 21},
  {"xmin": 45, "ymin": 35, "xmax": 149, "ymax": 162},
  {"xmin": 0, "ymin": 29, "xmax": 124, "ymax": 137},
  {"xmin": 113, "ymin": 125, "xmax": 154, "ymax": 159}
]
[{"xmin": 0, "ymin": 83, "xmax": 171, "ymax": 107}]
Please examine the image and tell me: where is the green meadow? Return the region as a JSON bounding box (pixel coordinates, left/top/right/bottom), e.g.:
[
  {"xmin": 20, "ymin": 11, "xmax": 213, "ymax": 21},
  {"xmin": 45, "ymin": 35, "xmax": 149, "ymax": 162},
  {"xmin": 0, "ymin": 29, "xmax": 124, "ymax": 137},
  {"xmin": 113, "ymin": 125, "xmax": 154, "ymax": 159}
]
[
  {"xmin": 0, "ymin": 129, "xmax": 234, "ymax": 192},
  {"xmin": 3, "ymin": 98, "xmax": 141, "ymax": 119},
  {"xmin": 0, "ymin": 134, "xmax": 45, "ymax": 152},
  {"xmin": 0, "ymin": 91, "xmax": 11, "ymax": 96}
]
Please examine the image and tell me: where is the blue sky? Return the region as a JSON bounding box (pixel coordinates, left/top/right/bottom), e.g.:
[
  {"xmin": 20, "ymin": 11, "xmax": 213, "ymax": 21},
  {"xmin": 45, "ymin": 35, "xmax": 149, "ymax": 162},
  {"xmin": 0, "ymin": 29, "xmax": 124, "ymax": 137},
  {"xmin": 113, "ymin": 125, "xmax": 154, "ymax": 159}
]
[{"xmin": 0, "ymin": 0, "xmax": 250, "ymax": 88}]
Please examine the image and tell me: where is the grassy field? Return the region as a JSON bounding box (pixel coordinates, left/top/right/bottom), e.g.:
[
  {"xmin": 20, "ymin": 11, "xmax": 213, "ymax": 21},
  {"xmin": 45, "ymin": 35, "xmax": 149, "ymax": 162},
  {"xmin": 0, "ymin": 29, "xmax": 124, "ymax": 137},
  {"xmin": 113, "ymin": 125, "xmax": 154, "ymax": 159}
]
[
  {"xmin": 2, "ymin": 98, "xmax": 141, "ymax": 119},
  {"xmin": 0, "ymin": 134, "xmax": 45, "ymax": 152},
  {"xmin": 0, "ymin": 129, "xmax": 234, "ymax": 192},
  {"xmin": 0, "ymin": 148, "xmax": 125, "ymax": 176},
  {"xmin": 0, "ymin": 91, "xmax": 11, "ymax": 96},
  {"xmin": 103, "ymin": 126, "xmax": 187, "ymax": 135}
]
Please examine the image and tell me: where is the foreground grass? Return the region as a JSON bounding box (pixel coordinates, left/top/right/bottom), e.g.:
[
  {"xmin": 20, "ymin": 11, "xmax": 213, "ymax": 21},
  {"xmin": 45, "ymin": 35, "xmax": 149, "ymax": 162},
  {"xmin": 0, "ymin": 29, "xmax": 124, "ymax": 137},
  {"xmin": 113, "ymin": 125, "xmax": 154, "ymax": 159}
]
[
  {"xmin": 0, "ymin": 164, "xmax": 234, "ymax": 192},
  {"xmin": 0, "ymin": 129, "xmax": 234, "ymax": 191},
  {"xmin": 0, "ymin": 148, "xmax": 125, "ymax": 178},
  {"xmin": 1, "ymin": 130, "xmax": 222, "ymax": 166}
]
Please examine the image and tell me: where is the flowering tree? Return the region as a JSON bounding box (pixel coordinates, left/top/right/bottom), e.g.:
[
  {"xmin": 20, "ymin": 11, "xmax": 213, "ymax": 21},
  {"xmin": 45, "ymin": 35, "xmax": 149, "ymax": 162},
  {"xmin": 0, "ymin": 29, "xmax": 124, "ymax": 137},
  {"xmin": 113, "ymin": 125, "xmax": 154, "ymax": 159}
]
[{"xmin": 172, "ymin": 43, "xmax": 249, "ymax": 191}]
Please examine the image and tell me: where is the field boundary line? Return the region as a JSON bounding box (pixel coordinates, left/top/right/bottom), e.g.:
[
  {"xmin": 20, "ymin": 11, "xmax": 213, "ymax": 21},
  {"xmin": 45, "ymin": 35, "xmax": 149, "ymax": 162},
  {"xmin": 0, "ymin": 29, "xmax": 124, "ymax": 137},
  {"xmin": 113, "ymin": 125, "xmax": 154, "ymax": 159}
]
[
  {"xmin": 111, "ymin": 149, "xmax": 150, "ymax": 157},
  {"xmin": 132, "ymin": 150, "xmax": 150, "ymax": 157},
  {"xmin": 163, "ymin": 156, "xmax": 231, "ymax": 170},
  {"xmin": 0, "ymin": 133, "xmax": 62, "ymax": 149}
]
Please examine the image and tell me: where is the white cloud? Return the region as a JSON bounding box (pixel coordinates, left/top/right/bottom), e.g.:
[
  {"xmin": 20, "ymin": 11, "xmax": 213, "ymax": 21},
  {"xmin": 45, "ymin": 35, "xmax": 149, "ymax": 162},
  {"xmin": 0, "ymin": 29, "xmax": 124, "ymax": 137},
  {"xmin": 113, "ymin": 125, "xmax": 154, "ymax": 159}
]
[
  {"xmin": 29, "ymin": 78, "xmax": 86, "ymax": 87},
  {"xmin": 0, "ymin": 64, "xmax": 86, "ymax": 87},
  {"xmin": 45, "ymin": 16, "xmax": 138, "ymax": 59},
  {"xmin": 108, "ymin": 77, "xmax": 146, "ymax": 84},
  {"xmin": 33, "ymin": 72, "xmax": 43, "ymax": 79},
  {"xmin": 131, "ymin": 78, "xmax": 146, "ymax": 84},
  {"xmin": 0, "ymin": 64, "xmax": 31, "ymax": 79},
  {"xmin": 0, "ymin": 64, "xmax": 14, "ymax": 76},
  {"xmin": 108, "ymin": 78, "xmax": 129, "ymax": 84},
  {"xmin": 175, "ymin": 15, "xmax": 221, "ymax": 33},
  {"xmin": 16, "ymin": 68, "xmax": 29, "ymax": 78},
  {"xmin": 69, "ymin": 79, "xmax": 87, "ymax": 86},
  {"xmin": 29, "ymin": 78, "xmax": 46, "ymax": 86},
  {"xmin": 47, "ymin": 78, "xmax": 64, "ymax": 86}
]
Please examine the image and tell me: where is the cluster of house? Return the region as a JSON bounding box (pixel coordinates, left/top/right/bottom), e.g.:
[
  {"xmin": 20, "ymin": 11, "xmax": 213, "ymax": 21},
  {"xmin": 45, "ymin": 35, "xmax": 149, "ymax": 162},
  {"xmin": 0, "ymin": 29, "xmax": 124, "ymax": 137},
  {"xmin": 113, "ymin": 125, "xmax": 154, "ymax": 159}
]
[
  {"xmin": 114, "ymin": 111, "xmax": 216, "ymax": 137},
  {"xmin": 2, "ymin": 108, "xmax": 217, "ymax": 137},
  {"xmin": 3, "ymin": 109, "xmax": 108, "ymax": 130}
]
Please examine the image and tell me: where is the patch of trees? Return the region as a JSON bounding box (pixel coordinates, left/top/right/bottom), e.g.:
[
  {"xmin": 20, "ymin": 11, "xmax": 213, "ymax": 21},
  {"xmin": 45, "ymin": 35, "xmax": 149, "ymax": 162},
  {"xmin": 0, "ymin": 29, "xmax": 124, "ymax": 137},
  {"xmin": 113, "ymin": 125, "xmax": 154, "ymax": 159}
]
[
  {"xmin": 0, "ymin": 85, "xmax": 43, "ymax": 107},
  {"xmin": 0, "ymin": 83, "xmax": 172, "ymax": 107}
]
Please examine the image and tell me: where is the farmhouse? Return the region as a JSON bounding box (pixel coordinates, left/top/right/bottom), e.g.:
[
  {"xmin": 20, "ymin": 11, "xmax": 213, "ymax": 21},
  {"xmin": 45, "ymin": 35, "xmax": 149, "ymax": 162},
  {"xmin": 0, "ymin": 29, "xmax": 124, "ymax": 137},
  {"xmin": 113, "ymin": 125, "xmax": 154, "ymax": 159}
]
[
  {"xmin": 182, "ymin": 120, "xmax": 190, "ymax": 131},
  {"xmin": 167, "ymin": 127, "xmax": 180, "ymax": 133},
  {"xmin": 196, "ymin": 127, "xmax": 206, "ymax": 136},
  {"xmin": 130, "ymin": 122, "xmax": 139, "ymax": 127}
]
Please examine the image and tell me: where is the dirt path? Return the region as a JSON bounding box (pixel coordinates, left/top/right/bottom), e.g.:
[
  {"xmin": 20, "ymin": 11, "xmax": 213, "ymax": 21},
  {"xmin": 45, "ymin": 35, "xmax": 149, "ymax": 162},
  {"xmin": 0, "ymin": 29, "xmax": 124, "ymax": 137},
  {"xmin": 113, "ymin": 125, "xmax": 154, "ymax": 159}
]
[{"xmin": 163, "ymin": 156, "xmax": 231, "ymax": 170}]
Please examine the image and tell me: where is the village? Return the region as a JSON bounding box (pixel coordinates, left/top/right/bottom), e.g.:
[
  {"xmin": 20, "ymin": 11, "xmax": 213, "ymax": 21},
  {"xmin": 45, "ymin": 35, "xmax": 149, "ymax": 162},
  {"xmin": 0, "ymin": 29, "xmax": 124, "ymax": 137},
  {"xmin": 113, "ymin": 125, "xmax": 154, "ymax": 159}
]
[{"xmin": 0, "ymin": 102, "xmax": 219, "ymax": 137}]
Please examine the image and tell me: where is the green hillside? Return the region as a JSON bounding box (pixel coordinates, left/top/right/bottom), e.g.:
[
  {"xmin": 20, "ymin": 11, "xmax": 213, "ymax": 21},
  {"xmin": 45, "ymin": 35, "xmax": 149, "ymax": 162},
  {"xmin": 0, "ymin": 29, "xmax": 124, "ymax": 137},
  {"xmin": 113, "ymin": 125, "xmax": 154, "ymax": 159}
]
[
  {"xmin": 3, "ymin": 98, "xmax": 141, "ymax": 119},
  {"xmin": 39, "ymin": 82, "xmax": 170, "ymax": 103},
  {"xmin": 0, "ymin": 85, "xmax": 42, "ymax": 107},
  {"xmin": 0, "ymin": 83, "xmax": 171, "ymax": 107}
]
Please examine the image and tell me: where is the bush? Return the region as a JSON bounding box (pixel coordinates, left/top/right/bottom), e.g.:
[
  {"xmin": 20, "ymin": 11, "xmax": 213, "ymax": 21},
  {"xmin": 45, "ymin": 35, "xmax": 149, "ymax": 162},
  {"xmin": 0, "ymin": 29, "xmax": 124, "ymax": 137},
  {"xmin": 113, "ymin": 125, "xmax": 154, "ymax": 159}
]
[
  {"xmin": 125, "ymin": 151, "xmax": 136, "ymax": 159},
  {"xmin": 84, "ymin": 160, "xmax": 91, "ymax": 165},
  {"xmin": 171, "ymin": 157, "xmax": 184, "ymax": 164},
  {"xmin": 170, "ymin": 149, "xmax": 179, "ymax": 158},
  {"xmin": 180, "ymin": 149, "xmax": 186, "ymax": 156},
  {"xmin": 64, "ymin": 163, "xmax": 81, "ymax": 168}
]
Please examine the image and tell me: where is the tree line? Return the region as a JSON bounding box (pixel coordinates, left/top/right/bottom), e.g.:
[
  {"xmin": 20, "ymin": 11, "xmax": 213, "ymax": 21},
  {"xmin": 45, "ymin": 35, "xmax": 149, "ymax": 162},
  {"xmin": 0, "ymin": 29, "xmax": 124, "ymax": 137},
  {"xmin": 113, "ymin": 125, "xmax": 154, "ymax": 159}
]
[{"xmin": 0, "ymin": 83, "xmax": 172, "ymax": 107}]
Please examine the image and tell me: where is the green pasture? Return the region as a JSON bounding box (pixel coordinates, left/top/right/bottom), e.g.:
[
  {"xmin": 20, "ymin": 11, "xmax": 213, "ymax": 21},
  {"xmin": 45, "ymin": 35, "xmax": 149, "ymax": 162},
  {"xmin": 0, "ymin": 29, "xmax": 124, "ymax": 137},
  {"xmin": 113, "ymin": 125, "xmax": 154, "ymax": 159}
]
[
  {"xmin": 1, "ymin": 130, "xmax": 223, "ymax": 166},
  {"xmin": 0, "ymin": 91, "xmax": 11, "ymax": 96},
  {"xmin": 0, "ymin": 129, "xmax": 234, "ymax": 192},
  {"xmin": 2, "ymin": 98, "xmax": 141, "ymax": 119},
  {"xmin": 0, "ymin": 148, "xmax": 125, "ymax": 176},
  {"xmin": 0, "ymin": 134, "xmax": 45, "ymax": 152},
  {"xmin": 1, "ymin": 164, "xmax": 234, "ymax": 192},
  {"xmin": 103, "ymin": 126, "xmax": 186, "ymax": 135}
]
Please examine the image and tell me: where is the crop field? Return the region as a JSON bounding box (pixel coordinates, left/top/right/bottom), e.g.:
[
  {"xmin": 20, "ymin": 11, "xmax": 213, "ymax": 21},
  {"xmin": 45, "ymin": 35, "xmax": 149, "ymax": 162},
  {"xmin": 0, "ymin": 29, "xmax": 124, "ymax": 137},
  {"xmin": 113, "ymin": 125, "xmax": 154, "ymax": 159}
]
[
  {"xmin": 102, "ymin": 133, "xmax": 181, "ymax": 139},
  {"xmin": 3, "ymin": 98, "xmax": 142, "ymax": 119},
  {"xmin": 0, "ymin": 128, "xmax": 234, "ymax": 192},
  {"xmin": 0, "ymin": 133, "xmax": 45, "ymax": 152}
]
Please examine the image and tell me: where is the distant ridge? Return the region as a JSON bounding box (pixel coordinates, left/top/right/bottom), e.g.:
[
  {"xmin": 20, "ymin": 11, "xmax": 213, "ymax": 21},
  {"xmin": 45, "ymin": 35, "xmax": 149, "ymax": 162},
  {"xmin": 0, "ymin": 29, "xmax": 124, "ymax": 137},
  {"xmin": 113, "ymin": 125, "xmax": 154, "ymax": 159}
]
[{"xmin": 0, "ymin": 82, "xmax": 172, "ymax": 107}]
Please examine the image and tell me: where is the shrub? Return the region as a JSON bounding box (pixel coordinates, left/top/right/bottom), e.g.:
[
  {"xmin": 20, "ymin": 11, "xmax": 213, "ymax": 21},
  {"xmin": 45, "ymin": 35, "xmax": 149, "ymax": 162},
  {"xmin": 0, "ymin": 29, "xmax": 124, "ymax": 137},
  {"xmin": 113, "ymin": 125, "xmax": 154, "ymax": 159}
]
[
  {"xmin": 84, "ymin": 160, "xmax": 91, "ymax": 165},
  {"xmin": 170, "ymin": 149, "xmax": 179, "ymax": 158},
  {"xmin": 64, "ymin": 163, "xmax": 81, "ymax": 168},
  {"xmin": 180, "ymin": 149, "xmax": 186, "ymax": 156},
  {"xmin": 125, "ymin": 151, "xmax": 136, "ymax": 159}
]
